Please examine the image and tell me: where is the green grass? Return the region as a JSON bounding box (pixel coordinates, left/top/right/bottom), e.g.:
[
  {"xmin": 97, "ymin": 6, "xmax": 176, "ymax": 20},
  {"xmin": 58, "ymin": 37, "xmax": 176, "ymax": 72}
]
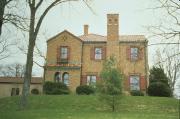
[{"xmin": 0, "ymin": 95, "xmax": 178, "ymax": 119}]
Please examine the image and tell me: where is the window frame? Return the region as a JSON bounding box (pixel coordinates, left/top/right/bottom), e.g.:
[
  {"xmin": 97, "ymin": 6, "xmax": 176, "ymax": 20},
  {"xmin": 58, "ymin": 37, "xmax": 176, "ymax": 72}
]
[
  {"xmin": 87, "ymin": 75, "xmax": 96, "ymax": 86},
  {"xmin": 130, "ymin": 47, "xmax": 139, "ymax": 61},
  {"xmin": 94, "ymin": 47, "xmax": 102, "ymax": 60},
  {"xmin": 60, "ymin": 46, "xmax": 68, "ymax": 60},
  {"xmin": 63, "ymin": 72, "xmax": 69, "ymax": 86},
  {"xmin": 129, "ymin": 75, "xmax": 140, "ymax": 91}
]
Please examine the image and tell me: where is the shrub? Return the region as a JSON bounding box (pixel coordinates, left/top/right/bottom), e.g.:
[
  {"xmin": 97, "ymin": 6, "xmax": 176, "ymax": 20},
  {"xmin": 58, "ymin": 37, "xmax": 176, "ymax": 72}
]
[
  {"xmin": 130, "ymin": 90, "xmax": 144, "ymax": 96},
  {"xmin": 148, "ymin": 82, "xmax": 172, "ymax": 97},
  {"xmin": 43, "ymin": 81, "xmax": 70, "ymax": 95},
  {"xmin": 76, "ymin": 85, "xmax": 95, "ymax": 95},
  {"xmin": 31, "ymin": 89, "xmax": 39, "ymax": 95}
]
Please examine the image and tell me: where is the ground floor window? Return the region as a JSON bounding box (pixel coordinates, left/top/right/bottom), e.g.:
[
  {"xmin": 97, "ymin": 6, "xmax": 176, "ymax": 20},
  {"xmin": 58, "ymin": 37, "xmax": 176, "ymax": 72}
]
[
  {"xmin": 87, "ymin": 75, "xmax": 96, "ymax": 86},
  {"xmin": 11, "ymin": 88, "xmax": 19, "ymax": 96},
  {"xmin": 54, "ymin": 72, "xmax": 61, "ymax": 82},
  {"xmin": 54, "ymin": 72, "xmax": 70, "ymax": 86},
  {"xmin": 130, "ymin": 75, "xmax": 140, "ymax": 91},
  {"xmin": 63, "ymin": 72, "xmax": 69, "ymax": 86}
]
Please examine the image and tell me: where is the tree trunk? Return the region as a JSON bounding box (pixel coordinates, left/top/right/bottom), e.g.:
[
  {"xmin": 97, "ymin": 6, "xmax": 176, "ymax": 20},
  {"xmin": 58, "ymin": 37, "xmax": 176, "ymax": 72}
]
[
  {"xmin": 0, "ymin": 0, "xmax": 6, "ymax": 36},
  {"xmin": 20, "ymin": 5, "xmax": 36, "ymax": 109},
  {"xmin": 20, "ymin": 39, "xmax": 35, "ymax": 109}
]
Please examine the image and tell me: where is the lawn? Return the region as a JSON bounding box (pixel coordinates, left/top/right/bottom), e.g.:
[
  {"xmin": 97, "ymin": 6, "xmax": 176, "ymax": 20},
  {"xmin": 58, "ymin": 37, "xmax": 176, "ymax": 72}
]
[{"xmin": 0, "ymin": 95, "xmax": 178, "ymax": 119}]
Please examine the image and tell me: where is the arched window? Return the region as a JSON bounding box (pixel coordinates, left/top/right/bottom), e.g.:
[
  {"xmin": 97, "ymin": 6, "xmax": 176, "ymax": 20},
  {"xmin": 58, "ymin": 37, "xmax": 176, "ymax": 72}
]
[
  {"xmin": 54, "ymin": 72, "xmax": 61, "ymax": 82},
  {"xmin": 63, "ymin": 72, "xmax": 69, "ymax": 85}
]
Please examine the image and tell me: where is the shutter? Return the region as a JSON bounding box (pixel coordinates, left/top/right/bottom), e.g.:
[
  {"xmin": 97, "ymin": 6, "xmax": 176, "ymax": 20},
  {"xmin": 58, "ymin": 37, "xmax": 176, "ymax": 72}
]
[
  {"xmin": 81, "ymin": 75, "xmax": 87, "ymax": 85},
  {"xmin": 57, "ymin": 46, "xmax": 60, "ymax": 64},
  {"xmin": 96, "ymin": 75, "xmax": 100, "ymax": 80},
  {"xmin": 126, "ymin": 46, "xmax": 131, "ymax": 60},
  {"xmin": 139, "ymin": 47, "xmax": 143, "ymax": 60},
  {"xmin": 67, "ymin": 47, "xmax": 71, "ymax": 61},
  {"xmin": 90, "ymin": 47, "xmax": 94, "ymax": 60},
  {"xmin": 140, "ymin": 76, "xmax": 146, "ymax": 91},
  {"xmin": 102, "ymin": 47, "xmax": 106, "ymax": 60},
  {"xmin": 124, "ymin": 75, "xmax": 130, "ymax": 91}
]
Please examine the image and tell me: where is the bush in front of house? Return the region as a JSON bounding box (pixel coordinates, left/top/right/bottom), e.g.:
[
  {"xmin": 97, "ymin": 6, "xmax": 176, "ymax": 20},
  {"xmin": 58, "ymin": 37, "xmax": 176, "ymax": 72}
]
[
  {"xmin": 147, "ymin": 82, "xmax": 172, "ymax": 97},
  {"xmin": 76, "ymin": 85, "xmax": 95, "ymax": 95},
  {"xmin": 43, "ymin": 81, "xmax": 70, "ymax": 95},
  {"xmin": 31, "ymin": 88, "xmax": 39, "ymax": 95},
  {"xmin": 130, "ymin": 90, "xmax": 144, "ymax": 96}
]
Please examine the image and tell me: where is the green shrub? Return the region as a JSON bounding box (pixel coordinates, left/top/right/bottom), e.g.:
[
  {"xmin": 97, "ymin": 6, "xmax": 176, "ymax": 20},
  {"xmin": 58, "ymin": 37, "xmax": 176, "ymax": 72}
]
[
  {"xmin": 43, "ymin": 81, "xmax": 70, "ymax": 95},
  {"xmin": 76, "ymin": 85, "xmax": 95, "ymax": 95},
  {"xmin": 149, "ymin": 79, "xmax": 168, "ymax": 85},
  {"xmin": 31, "ymin": 89, "xmax": 39, "ymax": 95},
  {"xmin": 148, "ymin": 82, "xmax": 172, "ymax": 97},
  {"xmin": 130, "ymin": 90, "xmax": 144, "ymax": 96}
]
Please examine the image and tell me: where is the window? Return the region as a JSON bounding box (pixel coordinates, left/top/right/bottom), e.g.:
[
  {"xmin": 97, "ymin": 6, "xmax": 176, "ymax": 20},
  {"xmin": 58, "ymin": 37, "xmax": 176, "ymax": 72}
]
[
  {"xmin": 11, "ymin": 88, "xmax": 19, "ymax": 96},
  {"xmin": 131, "ymin": 47, "xmax": 138, "ymax": 61},
  {"xmin": 130, "ymin": 75, "xmax": 140, "ymax": 91},
  {"xmin": 60, "ymin": 47, "xmax": 68, "ymax": 59},
  {"xmin": 95, "ymin": 48, "xmax": 102, "ymax": 60},
  {"xmin": 54, "ymin": 72, "xmax": 61, "ymax": 82},
  {"xmin": 87, "ymin": 75, "xmax": 96, "ymax": 85},
  {"xmin": 63, "ymin": 72, "xmax": 69, "ymax": 86}
]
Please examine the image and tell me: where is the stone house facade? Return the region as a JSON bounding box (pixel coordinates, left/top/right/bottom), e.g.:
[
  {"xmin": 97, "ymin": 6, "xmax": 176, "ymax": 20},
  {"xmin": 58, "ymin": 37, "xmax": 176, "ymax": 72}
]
[{"xmin": 45, "ymin": 14, "xmax": 148, "ymax": 93}]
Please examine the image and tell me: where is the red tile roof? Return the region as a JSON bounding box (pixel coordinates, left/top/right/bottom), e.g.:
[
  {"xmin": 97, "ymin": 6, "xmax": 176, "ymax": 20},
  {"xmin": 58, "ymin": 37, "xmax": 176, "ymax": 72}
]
[{"xmin": 79, "ymin": 34, "xmax": 147, "ymax": 42}]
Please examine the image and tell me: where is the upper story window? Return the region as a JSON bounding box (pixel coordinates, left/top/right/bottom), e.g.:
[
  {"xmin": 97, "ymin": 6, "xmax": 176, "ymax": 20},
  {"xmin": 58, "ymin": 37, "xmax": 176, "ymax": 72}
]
[
  {"xmin": 130, "ymin": 47, "xmax": 138, "ymax": 61},
  {"xmin": 61, "ymin": 47, "xmax": 68, "ymax": 59},
  {"xmin": 130, "ymin": 75, "xmax": 140, "ymax": 91},
  {"xmin": 90, "ymin": 47, "xmax": 106, "ymax": 61},
  {"xmin": 87, "ymin": 75, "xmax": 96, "ymax": 86},
  {"xmin": 95, "ymin": 48, "xmax": 102, "ymax": 60}
]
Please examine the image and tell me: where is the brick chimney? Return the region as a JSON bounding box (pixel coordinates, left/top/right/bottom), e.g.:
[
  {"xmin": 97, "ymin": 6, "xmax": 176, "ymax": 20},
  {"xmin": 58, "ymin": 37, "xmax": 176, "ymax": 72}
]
[
  {"xmin": 84, "ymin": 25, "xmax": 89, "ymax": 35},
  {"xmin": 106, "ymin": 14, "xmax": 120, "ymax": 61},
  {"xmin": 107, "ymin": 14, "xmax": 119, "ymax": 41}
]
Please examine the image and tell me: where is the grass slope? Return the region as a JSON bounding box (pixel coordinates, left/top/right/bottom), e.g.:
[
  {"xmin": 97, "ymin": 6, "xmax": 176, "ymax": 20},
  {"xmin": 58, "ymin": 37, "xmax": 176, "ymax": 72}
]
[{"xmin": 0, "ymin": 95, "xmax": 178, "ymax": 119}]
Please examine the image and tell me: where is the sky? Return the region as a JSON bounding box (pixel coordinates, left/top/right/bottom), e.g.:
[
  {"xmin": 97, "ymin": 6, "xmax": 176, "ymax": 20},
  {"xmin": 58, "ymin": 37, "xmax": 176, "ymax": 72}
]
[
  {"xmin": 1, "ymin": 0, "xmax": 179, "ymax": 94},
  {"xmin": 0, "ymin": 0, "xmax": 172, "ymax": 75}
]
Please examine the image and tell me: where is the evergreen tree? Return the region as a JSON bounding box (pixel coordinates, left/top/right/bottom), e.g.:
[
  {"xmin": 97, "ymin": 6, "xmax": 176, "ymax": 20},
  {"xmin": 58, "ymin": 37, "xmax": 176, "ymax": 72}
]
[{"xmin": 148, "ymin": 66, "xmax": 172, "ymax": 97}]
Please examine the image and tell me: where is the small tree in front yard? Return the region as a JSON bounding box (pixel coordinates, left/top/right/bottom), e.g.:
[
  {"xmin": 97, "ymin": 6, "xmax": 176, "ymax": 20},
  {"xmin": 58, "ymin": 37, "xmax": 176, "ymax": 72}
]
[{"xmin": 97, "ymin": 56, "xmax": 123, "ymax": 112}]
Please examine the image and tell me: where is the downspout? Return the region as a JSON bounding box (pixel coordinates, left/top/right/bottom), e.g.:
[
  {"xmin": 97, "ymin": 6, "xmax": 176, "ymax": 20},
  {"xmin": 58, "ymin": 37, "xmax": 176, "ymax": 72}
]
[
  {"xmin": 144, "ymin": 39, "xmax": 149, "ymax": 94},
  {"xmin": 80, "ymin": 42, "xmax": 84, "ymax": 85}
]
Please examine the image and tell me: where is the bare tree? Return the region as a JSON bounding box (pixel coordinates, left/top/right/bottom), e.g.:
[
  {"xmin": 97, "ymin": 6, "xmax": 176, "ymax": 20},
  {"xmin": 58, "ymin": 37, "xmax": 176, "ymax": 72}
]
[
  {"xmin": 0, "ymin": 63, "xmax": 25, "ymax": 77},
  {"xmin": 20, "ymin": 0, "xmax": 93, "ymax": 109},
  {"xmin": 0, "ymin": 0, "xmax": 28, "ymax": 35},
  {"xmin": 148, "ymin": 0, "xmax": 180, "ymax": 40},
  {"xmin": 147, "ymin": 0, "xmax": 180, "ymax": 92},
  {"xmin": 155, "ymin": 49, "xmax": 180, "ymax": 92},
  {"xmin": 0, "ymin": 0, "xmax": 28, "ymax": 61}
]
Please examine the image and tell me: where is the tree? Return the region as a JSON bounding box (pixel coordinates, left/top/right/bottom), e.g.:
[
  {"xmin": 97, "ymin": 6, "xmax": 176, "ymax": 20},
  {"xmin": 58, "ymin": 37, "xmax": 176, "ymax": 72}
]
[
  {"xmin": 149, "ymin": 66, "xmax": 169, "ymax": 84},
  {"xmin": 0, "ymin": 0, "xmax": 27, "ymax": 60},
  {"xmin": 148, "ymin": 0, "xmax": 180, "ymax": 41},
  {"xmin": 97, "ymin": 56, "xmax": 123, "ymax": 112},
  {"xmin": 0, "ymin": 63, "xmax": 25, "ymax": 77},
  {"xmin": 154, "ymin": 50, "xmax": 180, "ymax": 92},
  {"xmin": 148, "ymin": 66, "xmax": 172, "ymax": 97},
  {"xmin": 147, "ymin": 1, "xmax": 180, "ymax": 89},
  {"xmin": 20, "ymin": 0, "xmax": 93, "ymax": 109},
  {"xmin": 0, "ymin": 0, "xmax": 27, "ymax": 36}
]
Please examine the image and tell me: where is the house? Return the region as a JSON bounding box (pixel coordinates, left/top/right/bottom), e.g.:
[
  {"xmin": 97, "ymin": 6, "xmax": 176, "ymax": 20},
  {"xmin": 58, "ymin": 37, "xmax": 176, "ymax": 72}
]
[
  {"xmin": 45, "ymin": 14, "xmax": 148, "ymax": 93},
  {"xmin": 0, "ymin": 77, "xmax": 43, "ymax": 98}
]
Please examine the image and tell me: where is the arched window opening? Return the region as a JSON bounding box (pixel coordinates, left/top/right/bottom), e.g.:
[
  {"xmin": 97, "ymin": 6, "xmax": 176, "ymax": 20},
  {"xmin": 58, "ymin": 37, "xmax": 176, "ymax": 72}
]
[
  {"xmin": 54, "ymin": 72, "xmax": 61, "ymax": 82},
  {"xmin": 63, "ymin": 72, "xmax": 69, "ymax": 86}
]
